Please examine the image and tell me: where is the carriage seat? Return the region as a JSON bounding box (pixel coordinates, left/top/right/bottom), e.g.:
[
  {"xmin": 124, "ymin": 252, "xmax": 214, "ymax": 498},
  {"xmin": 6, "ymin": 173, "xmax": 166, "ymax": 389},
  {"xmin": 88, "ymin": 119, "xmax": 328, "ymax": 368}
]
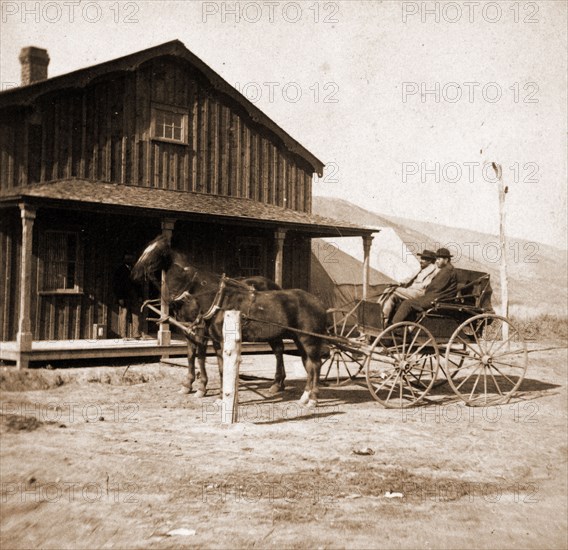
[{"xmin": 431, "ymin": 274, "xmax": 492, "ymax": 311}]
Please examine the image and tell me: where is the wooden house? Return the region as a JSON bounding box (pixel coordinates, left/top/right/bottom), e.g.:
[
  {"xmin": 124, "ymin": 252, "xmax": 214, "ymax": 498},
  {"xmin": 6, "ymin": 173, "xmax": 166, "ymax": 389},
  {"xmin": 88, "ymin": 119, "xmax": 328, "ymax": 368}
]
[{"xmin": 0, "ymin": 40, "xmax": 375, "ymax": 368}]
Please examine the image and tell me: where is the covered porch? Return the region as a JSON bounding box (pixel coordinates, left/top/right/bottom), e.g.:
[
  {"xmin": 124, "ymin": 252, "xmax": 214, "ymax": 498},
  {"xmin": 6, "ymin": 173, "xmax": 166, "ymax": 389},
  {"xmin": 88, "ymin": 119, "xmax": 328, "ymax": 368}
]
[
  {"xmin": 0, "ymin": 338, "xmax": 299, "ymax": 365},
  {"xmin": 1, "ymin": 180, "xmax": 378, "ymax": 368}
]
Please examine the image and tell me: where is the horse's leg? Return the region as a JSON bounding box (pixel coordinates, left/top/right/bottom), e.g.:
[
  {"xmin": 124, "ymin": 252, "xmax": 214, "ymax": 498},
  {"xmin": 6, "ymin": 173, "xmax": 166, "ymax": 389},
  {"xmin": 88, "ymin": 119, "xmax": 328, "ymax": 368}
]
[
  {"xmin": 268, "ymin": 339, "xmax": 286, "ymax": 394},
  {"xmin": 212, "ymin": 339, "xmax": 224, "ymax": 398},
  {"xmin": 180, "ymin": 339, "xmax": 196, "ymax": 394},
  {"xmin": 294, "ymin": 337, "xmax": 311, "ymax": 405},
  {"xmin": 194, "ymin": 340, "xmax": 208, "ymax": 398},
  {"xmin": 298, "ymin": 337, "xmax": 322, "ymax": 408}
]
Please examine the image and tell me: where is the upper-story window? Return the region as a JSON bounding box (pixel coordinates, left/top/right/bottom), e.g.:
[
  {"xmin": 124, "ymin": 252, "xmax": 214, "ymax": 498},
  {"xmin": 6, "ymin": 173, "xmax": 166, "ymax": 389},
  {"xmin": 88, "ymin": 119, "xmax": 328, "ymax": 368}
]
[{"xmin": 151, "ymin": 103, "xmax": 189, "ymax": 144}]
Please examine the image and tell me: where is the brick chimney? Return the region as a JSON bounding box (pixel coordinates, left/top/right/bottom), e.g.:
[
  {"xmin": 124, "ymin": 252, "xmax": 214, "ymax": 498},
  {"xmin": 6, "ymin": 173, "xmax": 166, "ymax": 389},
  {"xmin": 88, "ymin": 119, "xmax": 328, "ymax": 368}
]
[{"xmin": 19, "ymin": 47, "xmax": 50, "ymax": 86}]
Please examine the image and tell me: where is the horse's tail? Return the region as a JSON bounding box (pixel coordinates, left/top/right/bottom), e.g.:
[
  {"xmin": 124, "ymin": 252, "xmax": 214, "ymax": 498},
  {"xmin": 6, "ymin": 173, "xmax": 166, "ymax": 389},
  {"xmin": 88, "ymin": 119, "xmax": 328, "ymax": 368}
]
[{"xmin": 132, "ymin": 235, "xmax": 173, "ymax": 282}]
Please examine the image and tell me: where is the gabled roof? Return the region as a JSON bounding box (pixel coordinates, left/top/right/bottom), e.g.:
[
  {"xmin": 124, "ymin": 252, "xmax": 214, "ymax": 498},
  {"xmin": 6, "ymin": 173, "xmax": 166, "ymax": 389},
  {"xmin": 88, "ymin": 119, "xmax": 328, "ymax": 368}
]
[
  {"xmin": 1, "ymin": 179, "xmax": 379, "ymax": 237},
  {"xmin": 0, "ymin": 40, "xmax": 324, "ymax": 175}
]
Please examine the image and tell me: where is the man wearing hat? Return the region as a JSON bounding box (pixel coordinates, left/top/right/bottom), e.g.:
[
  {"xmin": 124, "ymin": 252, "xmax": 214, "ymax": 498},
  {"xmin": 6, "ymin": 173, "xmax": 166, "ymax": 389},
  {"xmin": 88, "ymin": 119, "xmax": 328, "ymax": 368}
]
[
  {"xmin": 381, "ymin": 249, "xmax": 438, "ymax": 322},
  {"xmin": 113, "ymin": 252, "xmax": 145, "ymax": 339},
  {"xmin": 391, "ymin": 248, "xmax": 458, "ymax": 324}
]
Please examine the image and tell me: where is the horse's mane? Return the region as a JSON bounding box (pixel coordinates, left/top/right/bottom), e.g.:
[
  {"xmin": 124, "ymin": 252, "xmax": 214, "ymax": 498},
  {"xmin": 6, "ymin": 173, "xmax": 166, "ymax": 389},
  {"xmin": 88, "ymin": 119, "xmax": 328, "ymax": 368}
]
[
  {"xmin": 132, "ymin": 235, "xmax": 221, "ymax": 290},
  {"xmin": 133, "ymin": 235, "xmax": 281, "ymax": 297},
  {"xmin": 132, "ymin": 235, "xmax": 174, "ymax": 282}
]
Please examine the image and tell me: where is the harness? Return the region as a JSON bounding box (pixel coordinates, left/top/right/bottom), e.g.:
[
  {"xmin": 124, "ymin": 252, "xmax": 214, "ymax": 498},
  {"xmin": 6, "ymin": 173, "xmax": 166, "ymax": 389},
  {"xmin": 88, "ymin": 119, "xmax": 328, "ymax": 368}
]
[
  {"xmin": 202, "ymin": 276, "xmax": 227, "ymax": 320},
  {"xmin": 167, "ymin": 271, "xmax": 260, "ymax": 339}
]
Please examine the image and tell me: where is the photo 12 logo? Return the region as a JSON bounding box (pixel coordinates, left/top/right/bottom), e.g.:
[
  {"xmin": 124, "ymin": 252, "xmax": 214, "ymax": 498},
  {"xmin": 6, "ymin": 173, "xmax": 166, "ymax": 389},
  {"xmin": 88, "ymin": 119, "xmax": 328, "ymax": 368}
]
[
  {"xmin": 401, "ymin": 161, "xmax": 540, "ymax": 184},
  {"xmin": 401, "ymin": 82, "xmax": 539, "ymax": 104},
  {"xmin": 313, "ymin": 162, "xmax": 340, "ymax": 184},
  {"xmin": 234, "ymin": 81, "xmax": 339, "ymax": 104},
  {"xmin": 1, "ymin": 1, "xmax": 140, "ymax": 24},
  {"xmin": 201, "ymin": 401, "xmax": 340, "ymax": 424},
  {"xmin": 403, "ymin": 240, "xmax": 540, "ymax": 265},
  {"xmin": 401, "ymin": 2, "xmax": 540, "ymax": 24},
  {"xmin": 1, "ymin": 401, "xmax": 139, "ymax": 423},
  {"xmin": 1, "ymin": 480, "xmax": 139, "ymax": 503},
  {"xmin": 402, "ymin": 480, "xmax": 540, "ymax": 504},
  {"xmin": 201, "ymin": 1, "xmax": 340, "ymax": 24},
  {"xmin": 401, "ymin": 402, "xmax": 539, "ymax": 424}
]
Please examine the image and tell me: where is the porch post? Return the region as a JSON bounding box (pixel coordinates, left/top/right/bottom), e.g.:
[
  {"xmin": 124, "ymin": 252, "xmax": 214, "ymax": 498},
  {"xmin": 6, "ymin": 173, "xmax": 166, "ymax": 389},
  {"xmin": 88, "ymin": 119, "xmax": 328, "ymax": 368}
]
[
  {"xmin": 16, "ymin": 203, "xmax": 37, "ymax": 369},
  {"xmin": 362, "ymin": 235, "xmax": 373, "ymax": 300},
  {"xmin": 274, "ymin": 229, "xmax": 286, "ymax": 287},
  {"xmin": 158, "ymin": 218, "xmax": 176, "ymax": 346}
]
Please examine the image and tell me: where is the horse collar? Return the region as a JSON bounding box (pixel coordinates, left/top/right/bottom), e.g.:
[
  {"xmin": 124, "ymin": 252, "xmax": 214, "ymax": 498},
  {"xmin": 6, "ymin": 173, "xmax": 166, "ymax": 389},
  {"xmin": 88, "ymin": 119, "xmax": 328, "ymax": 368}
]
[{"xmin": 202, "ymin": 275, "xmax": 227, "ymax": 320}]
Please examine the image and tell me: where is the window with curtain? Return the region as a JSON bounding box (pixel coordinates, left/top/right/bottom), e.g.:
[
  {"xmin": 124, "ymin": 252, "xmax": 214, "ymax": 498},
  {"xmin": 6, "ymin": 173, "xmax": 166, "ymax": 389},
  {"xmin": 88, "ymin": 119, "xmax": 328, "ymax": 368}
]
[
  {"xmin": 40, "ymin": 231, "xmax": 82, "ymax": 292},
  {"xmin": 237, "ymin": 238, "xmax": 265, "ymax": 277}
]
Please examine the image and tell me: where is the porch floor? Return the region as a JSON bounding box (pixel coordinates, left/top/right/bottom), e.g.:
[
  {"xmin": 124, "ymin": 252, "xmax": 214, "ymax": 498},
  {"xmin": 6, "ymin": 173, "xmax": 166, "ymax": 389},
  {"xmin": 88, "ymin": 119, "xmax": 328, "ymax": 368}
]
[{"xmin": 0, "ymin": 338, "xmax": 298, "ymax": 365}]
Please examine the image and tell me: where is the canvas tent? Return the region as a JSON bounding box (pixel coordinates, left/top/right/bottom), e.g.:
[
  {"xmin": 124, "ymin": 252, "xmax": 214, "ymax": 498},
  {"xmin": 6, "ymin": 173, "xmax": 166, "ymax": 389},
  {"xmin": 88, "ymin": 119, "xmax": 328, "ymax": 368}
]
[
  {"xmin": 310, "ymin": 239, "xmax": 396, "ymax": 309},
  {"xmin": 320, "ymin": 228, "xmax": 422, "ymax": 284}
]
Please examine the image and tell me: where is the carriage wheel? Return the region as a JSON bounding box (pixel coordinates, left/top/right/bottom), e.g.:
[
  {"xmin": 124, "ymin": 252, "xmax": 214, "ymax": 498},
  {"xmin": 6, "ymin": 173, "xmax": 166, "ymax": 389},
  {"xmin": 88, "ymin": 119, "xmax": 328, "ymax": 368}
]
[
  {"xmin": 321, "ymin": 307, "xmax": 366, "ymax": 386},
  {"xmin": 433, "ymin": 342, "xmax": 466, "ymax": 388},
  {"xmin": 365, "ymin": 322, "xmax": 440, "ymax": 408},
  {"xmin": 445, "ymin": 314, "xmax": 528, "ymax": 406}
]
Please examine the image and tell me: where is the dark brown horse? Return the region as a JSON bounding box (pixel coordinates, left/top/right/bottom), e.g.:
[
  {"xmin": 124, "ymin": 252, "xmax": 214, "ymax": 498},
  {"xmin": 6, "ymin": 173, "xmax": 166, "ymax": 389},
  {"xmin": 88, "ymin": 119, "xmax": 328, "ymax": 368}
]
[
  {"xmin": 132, "ymin": 235, "xmax": 327, "ymax": 407},
  {"xmin": 172, "ymin": 275, "xmax": 284, "ymax": 398}
]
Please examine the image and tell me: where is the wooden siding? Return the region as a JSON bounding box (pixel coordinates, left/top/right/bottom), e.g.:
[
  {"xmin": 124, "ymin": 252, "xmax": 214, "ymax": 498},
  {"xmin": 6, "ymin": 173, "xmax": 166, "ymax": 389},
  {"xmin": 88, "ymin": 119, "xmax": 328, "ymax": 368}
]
[
  {"xmin": 1, "ymin": 207, "xmax": 310, "ymax": 342},
  {"xmin": 283, "ymin": 234, "xmax": 311, "ymax": 291},
  {"xmin": 0, "ymin": 58, "xmax": 314, "ymax": 213}
]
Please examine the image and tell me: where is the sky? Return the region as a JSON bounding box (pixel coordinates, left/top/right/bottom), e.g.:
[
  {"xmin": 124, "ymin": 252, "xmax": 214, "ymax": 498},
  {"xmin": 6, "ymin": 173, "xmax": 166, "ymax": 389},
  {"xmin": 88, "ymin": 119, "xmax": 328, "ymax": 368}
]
[{"xmin": 1, "ymin": 0, "xmax": 566, "ymax": 248}]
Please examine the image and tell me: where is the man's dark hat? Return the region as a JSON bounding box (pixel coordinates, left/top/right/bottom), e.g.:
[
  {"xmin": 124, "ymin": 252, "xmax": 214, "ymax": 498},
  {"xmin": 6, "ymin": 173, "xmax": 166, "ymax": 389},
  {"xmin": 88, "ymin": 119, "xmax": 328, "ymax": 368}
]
[
  {"xmin": 417, "ymin": 249, "xmax": 436, "ymax": 260},
  {"xmin": 436, "ymin": 248, "xmax": 453, "ymax": 259}
]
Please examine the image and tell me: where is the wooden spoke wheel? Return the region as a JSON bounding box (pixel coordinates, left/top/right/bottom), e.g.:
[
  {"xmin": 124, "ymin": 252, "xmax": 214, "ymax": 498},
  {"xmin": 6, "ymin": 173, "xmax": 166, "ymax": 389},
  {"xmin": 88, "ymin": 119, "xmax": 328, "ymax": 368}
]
[
  {"xmin": 321, "ymin": 307, "xmax": 367, "ymax": 386},
  {"xmin": 445, "ymin": 314, "xmax": 528, "ymax": 406},
  {"xmin": 365, "ymin": 322, "xmax": 440, "ymax": 408},
  {"xmin": 435, "ymin": 342, "xmax": 466, "ymax": 388}
]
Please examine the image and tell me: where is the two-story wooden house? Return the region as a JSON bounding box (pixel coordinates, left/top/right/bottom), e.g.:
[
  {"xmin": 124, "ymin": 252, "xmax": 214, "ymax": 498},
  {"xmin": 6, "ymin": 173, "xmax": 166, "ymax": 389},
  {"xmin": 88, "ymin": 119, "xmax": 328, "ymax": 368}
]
[{"xmin": 0, "ymin": 40, "xmax": 375, "ymax": 368}]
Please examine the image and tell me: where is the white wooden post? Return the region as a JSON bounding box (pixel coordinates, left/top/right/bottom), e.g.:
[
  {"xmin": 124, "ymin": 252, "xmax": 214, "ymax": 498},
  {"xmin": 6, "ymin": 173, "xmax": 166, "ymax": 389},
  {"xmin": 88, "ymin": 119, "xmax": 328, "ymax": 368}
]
[
  {"xmin": 222, "ymin": 310, "xmax": 241, "ymax": 424},
  {"xmin": 362, "ymin": 235, "xmax": 373, "ymax": 300},
  {"xmin": 158, "ymin": 218, "xmax": 176, "ymax": 347},
  {"xmin": 274, "ymin": 229, "xmax": 286, "ymax": 287},
  {"xmin": 17, "ymin": 203, "xmax": 36, "ymax": 369},
  {"xmin": 493, "ymin": 162, "xmax": 509, "ymax": 341}
]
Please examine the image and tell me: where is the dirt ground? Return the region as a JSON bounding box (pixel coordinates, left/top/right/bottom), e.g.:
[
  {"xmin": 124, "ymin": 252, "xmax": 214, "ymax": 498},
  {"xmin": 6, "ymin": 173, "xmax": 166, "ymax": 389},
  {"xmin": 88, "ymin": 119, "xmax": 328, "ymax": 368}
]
[{"xmin": 1, "ymin": 343, "xmax": 567, "ymax": 549}]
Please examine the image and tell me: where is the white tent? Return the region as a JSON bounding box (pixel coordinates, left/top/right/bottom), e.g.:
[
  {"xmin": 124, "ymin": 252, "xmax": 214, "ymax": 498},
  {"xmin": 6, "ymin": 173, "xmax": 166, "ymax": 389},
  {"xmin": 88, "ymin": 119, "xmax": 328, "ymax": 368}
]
[
  {"xmin": 310, "ymin": 239, "xmax": 395, "ymax": 309},
  {"xmin": 322, "ymin": 228, "xmax": 420, "ymax": 285}
]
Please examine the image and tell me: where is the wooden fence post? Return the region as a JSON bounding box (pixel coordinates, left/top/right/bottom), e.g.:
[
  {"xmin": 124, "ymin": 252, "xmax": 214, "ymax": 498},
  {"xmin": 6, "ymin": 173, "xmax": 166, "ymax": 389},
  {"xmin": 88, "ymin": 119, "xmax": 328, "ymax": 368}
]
[
  {"xmin": 222, "ymin": 310, "xmax": 241, "ymax": 424},
  {"xmin": 493, "ymin": 162, "xmax": 509, "ymax": 342}
]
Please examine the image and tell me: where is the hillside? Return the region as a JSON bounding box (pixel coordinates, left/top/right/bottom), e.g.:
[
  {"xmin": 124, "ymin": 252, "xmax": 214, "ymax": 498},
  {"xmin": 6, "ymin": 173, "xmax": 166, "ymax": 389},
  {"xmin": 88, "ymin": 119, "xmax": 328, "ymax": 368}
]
[{"xmin": 313, "ymin": 196, "xmax": 568, "ymax": 316}]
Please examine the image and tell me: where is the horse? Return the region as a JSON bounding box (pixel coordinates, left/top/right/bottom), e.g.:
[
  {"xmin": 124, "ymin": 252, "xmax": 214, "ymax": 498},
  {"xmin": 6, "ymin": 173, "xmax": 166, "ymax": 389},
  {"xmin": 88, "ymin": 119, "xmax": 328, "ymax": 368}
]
[
  {"xmin": 172, "ymin": 275, "xmax": 284, "ymax": 398},
  {"xmin": 132, "ymin": 236, "xmax": 284, "ymax": 397},
  {"xmin": 132, "ymin": 236, "xmax": 327, "ymax": 406}
]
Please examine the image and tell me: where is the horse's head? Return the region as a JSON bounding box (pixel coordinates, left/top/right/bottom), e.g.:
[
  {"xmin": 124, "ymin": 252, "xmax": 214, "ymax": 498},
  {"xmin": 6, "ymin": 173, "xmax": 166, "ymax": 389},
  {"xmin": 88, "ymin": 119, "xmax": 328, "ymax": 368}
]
[
  {"xmin": 170, "ymin": 291, "xmax": 202, "ymax": 323},
  {"xmin": 132, "ymin": 235, "xmax": 173, "ymax": 286}
]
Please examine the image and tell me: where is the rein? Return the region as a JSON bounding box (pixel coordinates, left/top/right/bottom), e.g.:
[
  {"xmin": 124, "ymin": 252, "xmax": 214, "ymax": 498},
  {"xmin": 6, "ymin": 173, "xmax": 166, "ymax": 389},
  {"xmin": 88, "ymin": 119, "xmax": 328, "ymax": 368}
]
[
  {"xmin": 171, "ymin": 274, "xmax": 238, "ymax": 321},
  {"xmin": 242, "ymin": 314, "xmax": 350, "ymax": 345},
  {"xmin": 168, "ymin": 263, "xmax": 266, "ymax": 326}
]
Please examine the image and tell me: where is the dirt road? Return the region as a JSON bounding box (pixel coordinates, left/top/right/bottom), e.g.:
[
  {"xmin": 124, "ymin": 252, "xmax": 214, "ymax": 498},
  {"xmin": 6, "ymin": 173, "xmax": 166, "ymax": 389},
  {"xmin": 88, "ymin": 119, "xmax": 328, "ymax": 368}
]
[{"xmin": 1, "ymin": 346, "xmax": 566, "ymax": 549}]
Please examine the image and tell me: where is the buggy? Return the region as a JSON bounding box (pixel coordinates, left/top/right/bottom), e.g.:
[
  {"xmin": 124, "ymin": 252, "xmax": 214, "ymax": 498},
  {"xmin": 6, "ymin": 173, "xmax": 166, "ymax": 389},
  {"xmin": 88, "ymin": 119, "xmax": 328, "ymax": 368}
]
[{"xmin": 321, "ymin": 268, "xmax": 528, "ymax": 407}]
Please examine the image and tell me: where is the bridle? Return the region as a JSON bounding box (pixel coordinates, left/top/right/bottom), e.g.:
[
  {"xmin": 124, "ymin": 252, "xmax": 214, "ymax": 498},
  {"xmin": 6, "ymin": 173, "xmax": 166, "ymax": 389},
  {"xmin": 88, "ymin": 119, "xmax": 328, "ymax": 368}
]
[{"xmin": 171, "ymin": 271, "xmax": 258, "ymax": 323}]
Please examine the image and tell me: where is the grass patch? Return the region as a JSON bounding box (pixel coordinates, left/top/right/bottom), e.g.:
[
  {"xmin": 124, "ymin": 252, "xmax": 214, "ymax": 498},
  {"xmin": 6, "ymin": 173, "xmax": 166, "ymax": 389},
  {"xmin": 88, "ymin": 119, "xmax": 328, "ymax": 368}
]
[
  {"xmin": 0, "ymin": 369, "xmax": 66, "ymax": 392},
  {"xmin": 510, "ymin": 314, "xmax": 568, "ymax": 342}
]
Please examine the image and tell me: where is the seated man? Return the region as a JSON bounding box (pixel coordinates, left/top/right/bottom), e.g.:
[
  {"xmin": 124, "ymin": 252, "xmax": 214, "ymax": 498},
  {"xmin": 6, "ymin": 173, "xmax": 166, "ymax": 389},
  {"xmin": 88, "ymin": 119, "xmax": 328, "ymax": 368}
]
[
  {"xmin": 391, "ymin": 248, "xmax": 458, "ymax": 324},
  {"xmin": 381, "ymin": 249, "xmax": 438, "ymax": 322}
]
